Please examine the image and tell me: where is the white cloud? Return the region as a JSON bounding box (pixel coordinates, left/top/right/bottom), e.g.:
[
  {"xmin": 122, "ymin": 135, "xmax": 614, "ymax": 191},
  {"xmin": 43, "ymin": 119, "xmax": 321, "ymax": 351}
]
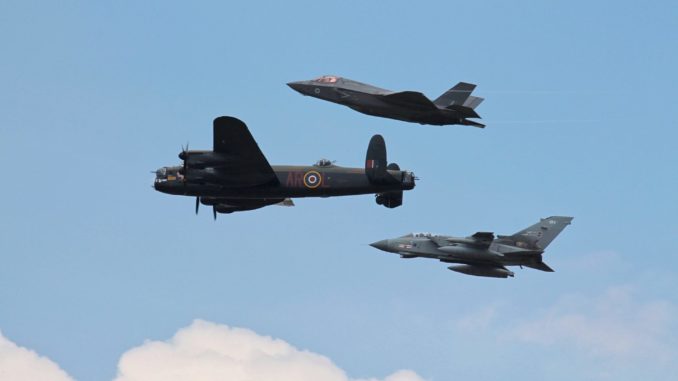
[
  {"xmin": 506, "ymin": 286, "xmax": 676, "ymax": 361},
  {"xmin": 453, "ymin": 304, "xmax": 499, "ymax": 332},
  {"xmin": 114, "ymin": 320, "xmax": 426, "ymax": 381},
  {"xmin": 0, "ymin": 331, "xmax": 74, "ymax": 381}
]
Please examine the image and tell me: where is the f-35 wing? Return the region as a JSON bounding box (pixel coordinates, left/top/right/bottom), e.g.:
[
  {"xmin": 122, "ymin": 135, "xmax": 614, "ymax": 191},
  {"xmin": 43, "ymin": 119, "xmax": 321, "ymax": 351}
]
[
  {"xmin": 381, "ymin": 91, "xmax": 438, "ymax": 110},
  {"xmin": 212, "ymin": 116, "xmax": 279, "ymax": 185}
]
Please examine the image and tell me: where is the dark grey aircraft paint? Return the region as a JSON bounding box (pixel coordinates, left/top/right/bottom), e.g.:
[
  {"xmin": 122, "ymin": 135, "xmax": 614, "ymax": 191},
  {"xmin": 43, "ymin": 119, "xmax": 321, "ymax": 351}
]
[
  {"xmin": 288, "ymin": 75, "xmax": 485, "ymax": 127},
  {"xmin": 154, "ymin": 116, "xmax": 415, "ymax": 218},
  {"xmin": 370, "ymin": 216, "xmax": 573, "ymax": 278}
]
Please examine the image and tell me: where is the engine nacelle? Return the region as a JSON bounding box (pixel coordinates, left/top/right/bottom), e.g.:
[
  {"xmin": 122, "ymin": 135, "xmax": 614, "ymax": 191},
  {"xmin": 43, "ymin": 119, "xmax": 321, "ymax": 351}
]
[
  {"xmin": 375, "ymin": 191, "xmax": 402, "ymax": 208},
  {"xmin": 184, "ymin": 168, "xmax": 223, "ymax": 184},
  {"xmin": 213, "ymin": 205, "xmax": 243, "ymax": 214},
  {"xmin": 180, "ymin": 152, "xmax": 233, "ymax": 169},
  {"xmin": 448, "ymin": 265, "xmax": 514, "ymax": 278}
]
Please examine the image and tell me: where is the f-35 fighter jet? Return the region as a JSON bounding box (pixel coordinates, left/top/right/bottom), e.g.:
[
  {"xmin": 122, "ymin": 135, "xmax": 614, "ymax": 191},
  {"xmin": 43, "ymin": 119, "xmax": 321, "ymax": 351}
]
[
  {"xmin": 154, "ymin": 116, "xmax": 415, "ymax": 218},
  {"xmin": 370, "ymin": 216, "xmax": 573, "ymax": 278},
  {"xmin": 288, "ymin": 75, "xmax": 484, "ymax": 127}
]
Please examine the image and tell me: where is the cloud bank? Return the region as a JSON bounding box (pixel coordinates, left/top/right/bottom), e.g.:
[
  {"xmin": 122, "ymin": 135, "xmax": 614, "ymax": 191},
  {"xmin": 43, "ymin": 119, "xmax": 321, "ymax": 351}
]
[
  {"xmin": 0, "ymin": 331, "xmax": 75, "ymax": 381},
  {"xmin": 506, "ymin": 286, "xmax": 676, "ymax": 360},
  {"xmin": 0, "ymin": 321, "xmax": 425, "ymax": 381},
  {"xmin": 114, "ymin": 320, "xmax": 424, "ymax": 381}
]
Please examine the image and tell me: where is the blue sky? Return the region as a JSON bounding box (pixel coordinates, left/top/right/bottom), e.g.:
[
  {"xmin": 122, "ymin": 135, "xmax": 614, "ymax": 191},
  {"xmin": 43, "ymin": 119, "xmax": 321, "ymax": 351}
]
[{"xmin": 1, "ymin": 1, "xmax": 676, "ymax": 380}]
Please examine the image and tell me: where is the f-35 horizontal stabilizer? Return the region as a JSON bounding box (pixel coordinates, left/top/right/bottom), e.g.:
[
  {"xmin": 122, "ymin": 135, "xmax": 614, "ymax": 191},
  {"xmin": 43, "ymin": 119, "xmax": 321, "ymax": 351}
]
[
  {"xmin": 461, "ymin": 119, "xmax": 486, "ymax": 128},
  {"xmin": 463, "ymin": 96, "xmax": 484, "ymax": 109}
]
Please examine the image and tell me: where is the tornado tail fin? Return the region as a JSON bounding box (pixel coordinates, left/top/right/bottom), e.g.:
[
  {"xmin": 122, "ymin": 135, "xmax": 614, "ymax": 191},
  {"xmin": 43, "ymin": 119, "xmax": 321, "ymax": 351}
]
[{"xmin": 510, "ymin": 216, "xmax": 574, "ymax": 250}]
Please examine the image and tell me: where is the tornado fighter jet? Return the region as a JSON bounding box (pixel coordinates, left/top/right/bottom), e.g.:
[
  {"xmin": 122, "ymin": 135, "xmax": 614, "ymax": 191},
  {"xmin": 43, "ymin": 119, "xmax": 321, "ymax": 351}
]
[
  {"xmin": 288, "ymin": 75, "xmax": 485, "ymax": 127},
  {"xmin": 154, "ymin": 116, "xmax": 416, "ymax": 218},
  {"xmin": 370, "ymin": 216, "xmax": 573, "ymax": 278}
]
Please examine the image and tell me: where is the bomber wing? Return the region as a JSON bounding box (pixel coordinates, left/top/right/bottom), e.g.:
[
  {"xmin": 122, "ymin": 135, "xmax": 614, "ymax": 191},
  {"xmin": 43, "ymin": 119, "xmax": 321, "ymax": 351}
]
[
  {"xmin": 381, "ymin": 91, "xmax": 438, "ymax": 110},
  {"xmin": 212, "ymin": 116, "xmax": 279, "ymax": 185}
]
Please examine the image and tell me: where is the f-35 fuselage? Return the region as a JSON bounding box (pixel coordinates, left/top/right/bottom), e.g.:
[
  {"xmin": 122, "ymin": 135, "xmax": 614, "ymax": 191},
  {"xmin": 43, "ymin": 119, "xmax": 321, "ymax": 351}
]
[{"xmin": 288, "ymin": 76, "xmax": 485, "ymax": 127}]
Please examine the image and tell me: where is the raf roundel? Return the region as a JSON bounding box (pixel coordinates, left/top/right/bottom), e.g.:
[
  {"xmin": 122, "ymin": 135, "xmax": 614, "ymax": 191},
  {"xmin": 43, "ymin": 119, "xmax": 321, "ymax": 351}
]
[{"xmin": 303, "ymin": 170, "xmax": 322, "ymax": 189}]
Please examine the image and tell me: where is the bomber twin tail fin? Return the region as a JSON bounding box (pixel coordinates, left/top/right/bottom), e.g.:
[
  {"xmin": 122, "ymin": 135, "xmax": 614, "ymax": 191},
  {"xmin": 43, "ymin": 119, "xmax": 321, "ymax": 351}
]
[{"xmin": 365, "ymin": 135, "xmax": 400, "ymax": 185}]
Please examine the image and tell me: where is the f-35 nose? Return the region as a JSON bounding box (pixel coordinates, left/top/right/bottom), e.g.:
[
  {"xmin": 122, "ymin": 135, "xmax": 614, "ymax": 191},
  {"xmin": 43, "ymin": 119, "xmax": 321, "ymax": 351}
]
[
  {"xmin": 287, "ymin": 81, "xmax": 314, "ymax": 95},
  {"xmin": 287, "ymin": 81, "xmax": 304, "ymax": 93},
  {"xmin": 370, "ymin": 239, "xmax": 390, "ymax": 252}
]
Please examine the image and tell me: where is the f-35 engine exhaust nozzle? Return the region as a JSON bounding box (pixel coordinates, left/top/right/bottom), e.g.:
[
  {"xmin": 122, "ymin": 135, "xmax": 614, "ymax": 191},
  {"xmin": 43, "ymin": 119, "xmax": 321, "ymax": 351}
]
[{"xmin": 448, "ymin": 265, "xmax": 514, "ymax": 278}]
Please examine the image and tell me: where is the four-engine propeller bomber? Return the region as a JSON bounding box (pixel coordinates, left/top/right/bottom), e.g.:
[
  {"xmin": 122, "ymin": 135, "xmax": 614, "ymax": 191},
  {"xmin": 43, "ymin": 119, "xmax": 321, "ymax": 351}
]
[
  {"xmin": 288, "ymin": 75, "xmax": 485, "ymax": 127},
  {"xmin": 154, "ymin": 116, "xmax": 416, "ymax": 218},
  {"xmin": 370, "ymin": 216, "xmax": 573, "ymax": 278}
]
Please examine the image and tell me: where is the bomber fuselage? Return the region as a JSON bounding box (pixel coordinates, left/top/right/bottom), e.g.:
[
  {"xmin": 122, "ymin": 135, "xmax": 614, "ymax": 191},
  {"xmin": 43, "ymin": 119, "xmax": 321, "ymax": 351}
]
[{"xmin": 154, "ymin": 164, "xmax": 415, "ymax": 199}]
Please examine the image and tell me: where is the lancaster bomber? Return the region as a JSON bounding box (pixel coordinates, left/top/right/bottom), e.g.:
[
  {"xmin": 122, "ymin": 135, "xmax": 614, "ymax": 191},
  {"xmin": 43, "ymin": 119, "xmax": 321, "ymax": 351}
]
[
  {"xmin": 288, "ymin": 75, "xmax": 485, "ymax": 127},
  {"xmin": 370, "ymin": 216, "xmax": 573, "ymax": 278},
  {"xmin": 154, "ymin": 116, "xmax": 416, "ymax": 218}
]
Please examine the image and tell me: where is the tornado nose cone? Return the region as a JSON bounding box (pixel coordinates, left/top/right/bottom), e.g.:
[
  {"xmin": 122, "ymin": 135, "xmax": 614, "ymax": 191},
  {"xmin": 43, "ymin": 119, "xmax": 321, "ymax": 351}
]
[{"xmin": 369, "ymin": 239, "xmax": 390, "ymax": 252}]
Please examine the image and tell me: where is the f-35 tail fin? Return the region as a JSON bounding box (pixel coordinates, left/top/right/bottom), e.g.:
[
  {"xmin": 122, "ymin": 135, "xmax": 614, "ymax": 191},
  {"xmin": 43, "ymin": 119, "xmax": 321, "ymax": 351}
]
[
  {"xmin": 505, "ymin": 216, "xmax": 574, "ymax": 250},
  {"xmin": 433, "ymin": 82, "xmax": 483, "ymax": 109}
]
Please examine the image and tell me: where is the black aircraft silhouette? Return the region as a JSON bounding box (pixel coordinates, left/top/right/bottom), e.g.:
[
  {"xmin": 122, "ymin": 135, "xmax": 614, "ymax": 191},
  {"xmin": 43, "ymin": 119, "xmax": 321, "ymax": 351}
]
[
  {"xmin": 154, "ymin": 116, "xmax": 416, "ymax": 218},
  {"xmin": 288, "ymin": 75, "xmax": 484, "ymax": 127}
]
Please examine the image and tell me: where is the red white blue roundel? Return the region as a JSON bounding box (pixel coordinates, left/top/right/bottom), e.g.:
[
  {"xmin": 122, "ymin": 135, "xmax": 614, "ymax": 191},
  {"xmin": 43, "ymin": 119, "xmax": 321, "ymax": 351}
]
[{"xmin": 303, "ymin": 171, "xmax": 322, "ymax": 189}]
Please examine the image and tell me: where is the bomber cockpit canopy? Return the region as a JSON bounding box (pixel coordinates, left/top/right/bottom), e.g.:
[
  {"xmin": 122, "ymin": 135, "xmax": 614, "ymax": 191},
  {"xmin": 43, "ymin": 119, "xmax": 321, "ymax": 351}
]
[
  {"xmin": 313, "ymin": 75, "xmax": 339, "ymax": 84},
  {"xmin": 314, "ymin": 158, "xmax": 334, "ymax": 167}
]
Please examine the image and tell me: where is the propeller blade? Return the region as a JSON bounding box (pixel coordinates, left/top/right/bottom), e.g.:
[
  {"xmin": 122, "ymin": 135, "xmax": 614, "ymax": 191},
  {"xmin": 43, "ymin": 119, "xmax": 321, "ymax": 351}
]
[
  {"xmin": 180, "ymin": 142, "xmax": 189, "ymax": 181},
  {"xmin": 212, "ymin": 206, "xmax": 217, "ymax": 220},
  {"xmin": 195, "ymin": 197, "xmax": 200, "ymax": 215}
]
